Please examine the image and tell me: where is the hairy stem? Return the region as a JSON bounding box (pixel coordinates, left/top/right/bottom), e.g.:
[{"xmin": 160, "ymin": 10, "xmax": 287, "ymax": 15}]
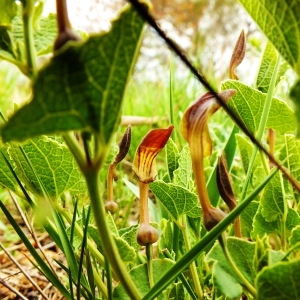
[
  {"xmin": 85, "ymin": 167, "xmax": 141, "ymax": 299},
  {"xmin": 22, "ymin": 0, "xmax": 37, "ymax": 78},
  {"xmin": 146, "ymin": 244, "xmax": 154, "ymax": 289}
]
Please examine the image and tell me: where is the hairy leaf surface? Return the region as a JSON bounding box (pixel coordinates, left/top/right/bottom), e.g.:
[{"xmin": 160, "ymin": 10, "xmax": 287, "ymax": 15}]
[
  {"xmin": 9, "ymin": 136, "xmax": 86, "ymax": 197},
  {"xmin": 206, "ymin": 237, "xmax": 256, "ymax": 299},
  {"xmin": 222, "ymin": 80, "xmax": 296, "ymax": 134},
  {"xmin": 240, "ymin": 0, "xmax": 300, "ymax": 75},
  {"xmin": 2, "ymin": 5, "xmax": 145, "ymax": 142},
  {"xmin": 150, "ymin": 180, "xmax": 201, "ymax": 220},
  {"xmin": 257, "ymin": 259, "xmax": 300, "ymax": 300}
]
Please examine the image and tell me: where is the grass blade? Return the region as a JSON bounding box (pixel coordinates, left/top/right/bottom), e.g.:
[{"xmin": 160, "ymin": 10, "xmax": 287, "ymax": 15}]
[{"xmin": 0, "ymin": 200, "xmax": 71, "ymax": 299}]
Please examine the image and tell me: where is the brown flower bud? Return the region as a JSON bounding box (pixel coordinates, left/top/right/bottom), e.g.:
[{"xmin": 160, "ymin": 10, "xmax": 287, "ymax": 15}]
[
  {"xmin": 229, "ymin": 29, "xmax": 246, "ymax": 80},
  {"xmin": 105, "ymin": 200, "xmax": 119, "ymax": 214},
  {"xmin": 203, "ymin": 206, "xmax": 226, "ymax": 231},
  {"xmin": 136, "ymin": 223, "xmax": 159, "ymax": 246}
]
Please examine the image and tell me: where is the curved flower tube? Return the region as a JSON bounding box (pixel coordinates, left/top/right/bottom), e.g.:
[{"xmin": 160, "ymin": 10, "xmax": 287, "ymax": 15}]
[{"xmin": 181, "ymin": 90, "xmax": 236, "ymax": 230}]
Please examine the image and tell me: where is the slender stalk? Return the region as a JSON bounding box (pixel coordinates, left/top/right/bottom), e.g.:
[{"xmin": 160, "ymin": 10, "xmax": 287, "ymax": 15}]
[
  {"xmin": 280, "ymin": 171, "xmax": 287, "ymax": 251},
  {"xmin": 139, "ymin": 181, "xmax": 149, "ymax": 224},
  {"xmin": 56, "ymin": 0, "xmax": 71, "ymax": 33},
  {"xmin": 105, "ymin": 256, "xmax": 113, "ymax": 300},
  {"xmin": 146, "ymin": 244, "xmax": 154, "ymax": 288},
  {"xmin": 181, "ymin": 216, "xmax": 203, "ymax": 299},
  {"xmin": 21, "ymin": 0, "xmax": 37, "ymax": 78},
  {"xmin": 240, "ymin": 49, "xmax": 280, "ymax": 200},
  {"xmin": 218, "ymin": 235, "xmax": 257, "ymax": 297},
  {"xmin": 84, "ymin": 167, "xmax": 141, "ymax": 300},
  {"xmin": 63, "ymin": 133, "xmax": 86, "ymax": 170}
]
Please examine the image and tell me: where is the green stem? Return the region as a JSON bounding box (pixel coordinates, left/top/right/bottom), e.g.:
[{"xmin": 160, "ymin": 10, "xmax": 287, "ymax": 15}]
[
  {"xmin": 280, "ymin": 171, "xmax": 287, "ymax": 251},
  {"xmin": 146, "ymin": 244, "xmax": 154, "ymax": 289},
  {"xmin": 105, "ymin": 256, "xmax": 113, "ymax": 300},
  {"xmin": 218, "ymin": 235, "xmax": 257, "ymax": 297},
  {"xmin": 181, "ymin": 216, "xmax": 203, "ymax": 299},
  {"xmin": 63, "ymin": 133, "xmax": 86, "ymax": 170},
  {"xmin": 84, "ymin": 168, "xmax": 141, "ymax": 300},
  {"xmin": 22, "ymin": 0, "xmax": 37, "ymax": 78},
  {"xmin": 240, "ymin": 49, "xmax": 280, "ymax": 200}
]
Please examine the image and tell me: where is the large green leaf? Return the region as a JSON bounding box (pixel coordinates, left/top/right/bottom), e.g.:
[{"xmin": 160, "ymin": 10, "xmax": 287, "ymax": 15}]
[
  {"xmin": 150, "ymin": 180, "xmax": 201, "ymax": 220},
  {"xmin": 173, "ymin": 145, "xmax": 193, "ymax": 189},
  {"xmin": 280, "ymin": 134, "xmax": 300, "ymax": 183},
  {"xmin": 256, "ymin": 41, "xmax": 278, "ymax": 93},
  {"xmin": 256, "ymin": 259, "xmax": 300, "ymax": 300},
  {"xmin": 1, "ymin": 5, "xmax": 145, "ymax": 142},
  {"xmin": 239, "ymin": 0, "xmax": 300, "ymax": 75},
  {"xmin": 222, "ymin": 80, "xmax": 296, "ymax": 134},
  {"xmin": 0, "ymin": 0, "xmax": 18, "ymax": 25},
  {"xmin": 12, "ymin": 13, "xmax": 57, "ymax": 56},
  {"xmin": 236, "ymin": 134, "xmax": 265, "ymax": 187},
  {"xmin": 0, "ymin": 147, "xmax": 17, "ymax": 191},
  {"xmin": 205, "ymin": 237, "xmax": 256, "ymax": 299},
  {"xmin": 166, "ymin": 138, "xmax": 179, "ymax": 181},
  {"xmin": 8, "ymin": 136, "xmax": 86, "ymax": 197},
  {"xmin": 261, "ymin": 171, "xmax": 285, "ymax": 222},
  {"xmin": 252, "ymin": 206, "xmax": 300, "ymax": 238}
]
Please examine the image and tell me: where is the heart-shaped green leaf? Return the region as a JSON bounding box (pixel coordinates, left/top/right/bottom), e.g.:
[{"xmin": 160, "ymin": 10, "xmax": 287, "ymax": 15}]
[
  {"xmin": 222, "ymin": 80, "xmax": 296, "ymax": 134},
  {"xmin": 9, "ymin": 136, "xmax": 86, "ymax": 197},
  {"xmin": 1, "ymin": 5, "xmax": 145, "ymax": 143},
  {"xmin": 150, "ymin": 180, "xmax": 201, "ymax": 220},
  {"xmin": 256, "ymin": 259, "xmax": 300, "ymax": 300},
  {"xmin": 239, "ymin": 0, "xmax": 300, "ymax": 75},
  {"xmin": 206, "ymin": 237, "xmax": 256, "ymax": 299}
]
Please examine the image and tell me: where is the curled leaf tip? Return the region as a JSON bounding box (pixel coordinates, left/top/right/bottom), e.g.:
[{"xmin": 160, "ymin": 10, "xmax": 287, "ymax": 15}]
[{"xmin": 133, "ymin": 125, "xmax": 174, "ymax": 183}]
